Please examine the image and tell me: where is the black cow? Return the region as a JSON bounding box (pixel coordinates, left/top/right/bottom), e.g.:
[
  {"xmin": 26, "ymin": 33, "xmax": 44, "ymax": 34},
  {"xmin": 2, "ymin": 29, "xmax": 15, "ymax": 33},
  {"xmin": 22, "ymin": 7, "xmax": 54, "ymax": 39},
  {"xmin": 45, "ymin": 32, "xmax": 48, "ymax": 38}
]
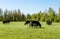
[
  {"xmin": 3, "ymin": 20, "xmax": 10, "ymax": 24},
  {"xmin": 24, "ymin": 20, "xmax": 41, "ymax": 28},
  {"xmin": 46, "ymin": 20, "xmax": 52, "ymax": 25},
  {"xmin": 30, "ymin": 21, "xmax": 41, "ymax": 28}
]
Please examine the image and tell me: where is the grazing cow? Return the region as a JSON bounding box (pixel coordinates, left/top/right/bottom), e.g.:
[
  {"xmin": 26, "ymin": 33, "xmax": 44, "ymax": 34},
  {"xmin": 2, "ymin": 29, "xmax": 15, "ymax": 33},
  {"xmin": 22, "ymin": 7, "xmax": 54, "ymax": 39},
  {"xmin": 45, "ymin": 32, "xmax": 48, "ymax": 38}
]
[
  {"xmin": 29, "ymin": 21, "xmax": 41, "ymax": 28},
  {"xmin": 3, "ymin": 20, "xmax": 10, "ymax": 24},
  {"xmin": 46, "ymin": 20, "xmax": 52, "ymax": 25},
  {"xmin": 24, "ymin": 20, "xmax": 41, "ymax": 28}
]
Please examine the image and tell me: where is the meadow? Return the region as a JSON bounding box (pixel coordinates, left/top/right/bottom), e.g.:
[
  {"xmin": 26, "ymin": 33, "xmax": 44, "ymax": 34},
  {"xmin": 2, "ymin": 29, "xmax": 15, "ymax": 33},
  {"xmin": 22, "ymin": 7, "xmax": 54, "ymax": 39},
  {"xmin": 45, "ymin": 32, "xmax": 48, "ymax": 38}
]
[{"xmin": 0, "ymin": 22, "xmax": 60, "ymax": 39}]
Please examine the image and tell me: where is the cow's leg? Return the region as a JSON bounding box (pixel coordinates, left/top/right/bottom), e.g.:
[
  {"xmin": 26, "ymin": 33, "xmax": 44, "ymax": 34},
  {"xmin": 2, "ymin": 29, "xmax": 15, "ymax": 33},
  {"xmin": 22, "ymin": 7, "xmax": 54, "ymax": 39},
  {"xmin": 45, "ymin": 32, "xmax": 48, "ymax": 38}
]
[
  {"xmin": 30, "ymin": 24, "xmax": 34, "ymax": 28},
  {"xmin": 34, "ymin": 24, "xmax": 37, "ymax": 28},
  {"xmin": 39, "ymin": 25, "xmax": 41, "ymax": 28}
]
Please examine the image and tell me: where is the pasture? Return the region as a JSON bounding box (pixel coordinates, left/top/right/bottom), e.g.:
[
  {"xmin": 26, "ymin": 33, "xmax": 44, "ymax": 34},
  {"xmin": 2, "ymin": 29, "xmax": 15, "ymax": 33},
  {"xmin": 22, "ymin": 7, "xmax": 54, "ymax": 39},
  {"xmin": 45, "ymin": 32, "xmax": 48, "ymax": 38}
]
[{"xmin": 0, "ymin": 22, "xmax": 60, "ymax": 39}]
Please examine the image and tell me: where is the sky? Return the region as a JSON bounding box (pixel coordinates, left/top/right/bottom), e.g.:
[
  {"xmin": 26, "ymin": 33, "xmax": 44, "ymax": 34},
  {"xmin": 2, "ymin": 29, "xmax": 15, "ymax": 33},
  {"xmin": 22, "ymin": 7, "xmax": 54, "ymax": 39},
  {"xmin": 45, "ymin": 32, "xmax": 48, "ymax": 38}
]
[{"xmin": 0, "ymin": 0, "xmax": 60, "ymax": 15}]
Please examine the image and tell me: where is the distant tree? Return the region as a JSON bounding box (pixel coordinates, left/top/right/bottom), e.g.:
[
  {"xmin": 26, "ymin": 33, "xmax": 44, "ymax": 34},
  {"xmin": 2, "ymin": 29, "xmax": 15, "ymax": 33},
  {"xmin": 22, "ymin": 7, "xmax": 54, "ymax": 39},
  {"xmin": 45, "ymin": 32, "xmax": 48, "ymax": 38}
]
[
  {"xmin": 40, "ymin": 13, "xmax": 47, "ymax": 22},
  {"xmin": 26, "ymin": 14, "xmax": 31, "ymax": 20},
  {"xmin": 7, "ymin": 11, "xmax": 13, "ymax": 21},
  {"xmin": 58, "ymin": 7, "xmax": 60, "ymax": 17},
  {"xmin": 48, "ymin": 7, "xmax": 55, "ymax": 21},
  {"xmin": 54, "ymin": 14, "xmax": 60, "ymax": 22},
  {"xmin": 21, "ymin": 13, "xmax": 26, "ymax": 21},
  {"xmin": 37, "ymin": 11, "xmax": 41, "ymax": 21},
  {"xmin": 0, "ymin": 8, "xmax": 3, "ymax": 21},
  {"xmin": 31, "ymin": 14, "xmax": 37, "ymax": 20},
  {"xmin": 4, "ymin": 9, "xmax": 8, "ymax": 20},
  {"xmin": 12, "ymin": 10, "xmax": 18, "ymax": 21},
  {"xmin": 0, "ymin": 8, "xmax": 3, "ymax": 16},
  {"xmin": 17, "ymin": 9, "xmax": 22, "ymax": 21}
]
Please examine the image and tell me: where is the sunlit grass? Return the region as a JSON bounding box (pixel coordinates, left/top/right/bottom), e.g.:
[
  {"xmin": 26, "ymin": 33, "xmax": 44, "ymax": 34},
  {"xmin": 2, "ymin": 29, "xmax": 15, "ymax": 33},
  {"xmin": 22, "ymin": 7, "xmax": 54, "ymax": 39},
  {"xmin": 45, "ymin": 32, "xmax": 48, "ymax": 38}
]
[{"xmin": 0, "ymin": 22, "xmax": 60, "ymax": 39}]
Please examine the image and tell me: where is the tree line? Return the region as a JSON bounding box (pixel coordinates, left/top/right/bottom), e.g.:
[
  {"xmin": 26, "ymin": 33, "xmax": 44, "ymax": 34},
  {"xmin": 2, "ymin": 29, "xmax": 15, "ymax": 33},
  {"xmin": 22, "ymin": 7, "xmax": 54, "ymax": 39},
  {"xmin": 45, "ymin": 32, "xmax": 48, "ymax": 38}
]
[{"xmin": 0, "ymin": 7, "xmax": 60, "ymax": 22}]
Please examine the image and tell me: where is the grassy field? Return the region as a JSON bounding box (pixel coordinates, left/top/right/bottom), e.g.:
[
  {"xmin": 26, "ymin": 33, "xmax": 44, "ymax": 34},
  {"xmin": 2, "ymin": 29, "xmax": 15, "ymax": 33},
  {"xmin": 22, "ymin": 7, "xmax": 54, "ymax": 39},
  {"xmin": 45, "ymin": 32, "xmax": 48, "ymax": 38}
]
[{"xmin": 0, "ymin": 22, "xmax": 60, "ymax": 39}]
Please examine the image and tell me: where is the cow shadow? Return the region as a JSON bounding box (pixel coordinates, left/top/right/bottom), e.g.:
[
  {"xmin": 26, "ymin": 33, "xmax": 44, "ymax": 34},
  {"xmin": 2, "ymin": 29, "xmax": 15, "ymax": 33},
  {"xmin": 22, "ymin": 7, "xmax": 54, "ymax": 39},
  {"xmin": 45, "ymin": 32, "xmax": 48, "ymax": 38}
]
[
  {"xmin": 40, "ymin": 27, "xmax": 45, "ymax": 29},
  {"xmin": 29, "ymin": 26, "xmax": 45, "ymax": 29}
]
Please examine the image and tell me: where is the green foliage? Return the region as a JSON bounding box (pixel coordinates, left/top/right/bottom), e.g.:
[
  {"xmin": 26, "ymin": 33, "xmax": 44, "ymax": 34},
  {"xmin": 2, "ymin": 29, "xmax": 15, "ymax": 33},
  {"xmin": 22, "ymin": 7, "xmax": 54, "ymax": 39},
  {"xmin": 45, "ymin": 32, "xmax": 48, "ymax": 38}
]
[
  {"xmin": 31, "ymin": 14, "xmax": 37, "ymax": 20},
  {"xmin": 37, "ymin": 11, "xmax": 42, "ymax": 21},
  {"xmin": 0, "ymin": 7, "xmax": 60, "ymax": 22},
  {"xmin": 48, "ymin": 7, "xmax": 55, "ymax": 21},
  {"xmin": 26, "ymin": 14, "xmax": 31, "ymax": 20},
  {"xmin": 21, "ymin": 13, "xmax": 26, "ymax": 21},
  {"xmin": 0, "ymin": 8, "xmax": 3, "ymax": 21},
  {"xmin": 0, "ymin": 8, "xmax": 3, "ymax": 16},
  {"xmin": 54, "ymin": 15, "xmax": 60, "ymax": 22},
  {"xmin": 58, "ymin": 7, "xmax": 60, "ymax": 17}
]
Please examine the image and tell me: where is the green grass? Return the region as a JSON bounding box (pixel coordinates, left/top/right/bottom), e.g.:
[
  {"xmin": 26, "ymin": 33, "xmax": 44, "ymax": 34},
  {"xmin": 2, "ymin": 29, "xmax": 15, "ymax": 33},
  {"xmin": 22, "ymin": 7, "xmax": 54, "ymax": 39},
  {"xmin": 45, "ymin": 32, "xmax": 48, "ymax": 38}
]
[{"xmin": 0, "ymin": 22, "xmax": 60, "ymax": 39}]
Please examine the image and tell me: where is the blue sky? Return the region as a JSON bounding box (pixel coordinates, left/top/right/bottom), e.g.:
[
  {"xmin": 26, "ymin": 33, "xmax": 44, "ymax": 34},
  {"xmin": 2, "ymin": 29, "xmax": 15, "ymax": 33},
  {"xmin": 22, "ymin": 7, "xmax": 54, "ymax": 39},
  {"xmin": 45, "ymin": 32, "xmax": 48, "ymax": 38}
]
[{"xmin": 0, "ymin": 0, "xmax": 60, "ymax": 14}]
